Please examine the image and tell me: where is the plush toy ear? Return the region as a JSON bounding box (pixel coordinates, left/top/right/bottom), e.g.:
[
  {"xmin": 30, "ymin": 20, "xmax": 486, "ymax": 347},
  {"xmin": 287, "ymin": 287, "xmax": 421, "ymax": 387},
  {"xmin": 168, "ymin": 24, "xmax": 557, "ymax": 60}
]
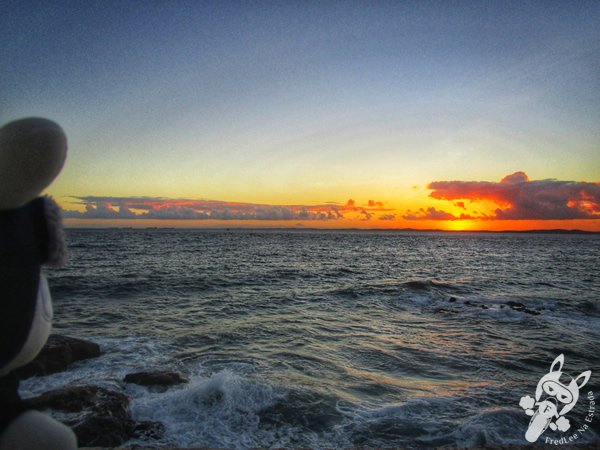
[
  {"xmin": 575, "ymin": 370, "xmax": 591, "ymax": 389},
  {"xmin": 550, "ymin": 354, "xmax": 564, "ymax": 373},
  {"xmin": 0, "ymin": 118, "xmax": 67, "ymax": 210}
]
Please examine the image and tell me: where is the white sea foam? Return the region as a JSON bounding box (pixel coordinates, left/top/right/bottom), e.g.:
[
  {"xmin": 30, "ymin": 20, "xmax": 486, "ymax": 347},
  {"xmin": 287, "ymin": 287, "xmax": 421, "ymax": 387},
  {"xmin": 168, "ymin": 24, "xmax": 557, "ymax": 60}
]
[
  {"xmin": 454, "ymin": 407, "xmax": 599, "ymax": 446},
  {"xmin": 20, "ymin": 335, "xmax": 176, "ymax": 397},
  {"xmin": 130, "ymin": 369, "xmax": 293, "ymax": 449},
  {"xmin": 453, "ymin": 407, "xmax": 529, "ymax": 446}
]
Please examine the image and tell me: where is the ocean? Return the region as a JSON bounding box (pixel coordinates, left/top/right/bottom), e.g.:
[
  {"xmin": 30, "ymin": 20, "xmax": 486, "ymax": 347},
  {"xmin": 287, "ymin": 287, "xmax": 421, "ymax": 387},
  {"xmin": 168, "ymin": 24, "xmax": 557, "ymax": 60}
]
[{"xmin": 20, "ymin": 229, "xmax": 600, "ymax": 448}]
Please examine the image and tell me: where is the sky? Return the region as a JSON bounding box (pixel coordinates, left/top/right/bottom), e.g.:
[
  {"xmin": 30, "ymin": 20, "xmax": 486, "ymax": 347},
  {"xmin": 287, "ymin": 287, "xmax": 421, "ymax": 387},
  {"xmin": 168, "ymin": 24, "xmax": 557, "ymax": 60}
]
[{"xmin": 2, "ymin": 0, "xmax": 599, "ymax": 230}]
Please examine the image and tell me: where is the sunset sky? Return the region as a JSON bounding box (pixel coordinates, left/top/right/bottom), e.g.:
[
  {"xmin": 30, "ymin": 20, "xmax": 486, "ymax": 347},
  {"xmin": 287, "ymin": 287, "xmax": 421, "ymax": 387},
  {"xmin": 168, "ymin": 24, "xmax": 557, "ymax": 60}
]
[{"xmin": 2, "ymin": 1, "xmax": 599, "ymax": 230}]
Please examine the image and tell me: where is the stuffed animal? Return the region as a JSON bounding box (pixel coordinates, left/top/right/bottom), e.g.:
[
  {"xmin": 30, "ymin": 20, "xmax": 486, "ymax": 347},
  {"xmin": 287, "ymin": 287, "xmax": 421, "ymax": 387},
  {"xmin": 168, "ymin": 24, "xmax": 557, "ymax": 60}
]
[{"xmin": 0, "ymin": 118, "xmax": 76, "ymax": 449}]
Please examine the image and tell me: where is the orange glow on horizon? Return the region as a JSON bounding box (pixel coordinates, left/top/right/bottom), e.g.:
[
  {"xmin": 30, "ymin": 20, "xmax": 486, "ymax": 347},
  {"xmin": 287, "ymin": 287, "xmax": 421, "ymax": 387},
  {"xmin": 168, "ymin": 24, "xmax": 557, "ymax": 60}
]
[
  {"xmin": 63, "ymin": 217, "xmax": 600, "ymax": 232},
  {"xmin": 57, "ymin": 171, "xmax": 600, "ymax": 232}
]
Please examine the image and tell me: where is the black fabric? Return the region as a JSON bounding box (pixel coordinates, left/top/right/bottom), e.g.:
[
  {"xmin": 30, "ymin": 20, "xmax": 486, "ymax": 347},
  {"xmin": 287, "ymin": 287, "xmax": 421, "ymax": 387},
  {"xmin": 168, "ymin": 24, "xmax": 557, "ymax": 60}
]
[
  {"xmin": 0, "ymin": 197, "xmax": 49, "ymax": 369},
  {"xmin": 0, "ymin": 372, "xmax": 31, "ymax": 433}
]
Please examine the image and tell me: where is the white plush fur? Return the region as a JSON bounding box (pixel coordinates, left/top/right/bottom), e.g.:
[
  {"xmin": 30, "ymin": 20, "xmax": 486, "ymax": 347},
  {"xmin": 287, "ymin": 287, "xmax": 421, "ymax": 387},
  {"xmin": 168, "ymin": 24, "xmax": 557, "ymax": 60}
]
[
  {"xmin": 0, "ymin": 118, "xmax": 67, "ymax": 210},
  {"xmin": 0, "ymin": 410, "xmax": 77, "ymax": 450}
]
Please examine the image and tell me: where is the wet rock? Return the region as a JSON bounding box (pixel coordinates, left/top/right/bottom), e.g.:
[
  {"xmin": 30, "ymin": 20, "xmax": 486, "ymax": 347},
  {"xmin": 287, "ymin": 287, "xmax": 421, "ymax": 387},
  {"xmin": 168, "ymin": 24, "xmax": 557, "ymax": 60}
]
[
  {"xmin": 26, "ymin": 385, "xmax": 163, "ymax": 447},
  {"xmin": 124, "ymin": 370, "xmax": 187, "ymax": 387},
  {"xmin": 505, "ymin": 301, "xmax": 540, "ymax": 316},
  {"xmin": 74, "ymin": 414, "xmax": 133, "ymax": 447},
  {"xmin": 259, "ymin": 389, "xmax": 341, "ymax": 432},
  {"xmin": 28, "ymin": 385, "xmax": 129, "ymax": 416},
  {"xmin": 463, "ymin": 300, "xmax": 488, "ymax": 310},
  {"xmin": 433, "ymin": 307, "xmax": 459, "ymax": 314},
  {"xmin": 14, "ymin": 335, "xmax": 101, "ymax": 380},
  {"xmin": 506, "ymin": 300, "xmax": 526, "ymax": 311},
  {"xmin": 438, "ymin": 298, "xmax": 541, "ymax": 315},
  {"xmin": 133, "ymin": 420, "xmax": 166, "ymax": 440}
]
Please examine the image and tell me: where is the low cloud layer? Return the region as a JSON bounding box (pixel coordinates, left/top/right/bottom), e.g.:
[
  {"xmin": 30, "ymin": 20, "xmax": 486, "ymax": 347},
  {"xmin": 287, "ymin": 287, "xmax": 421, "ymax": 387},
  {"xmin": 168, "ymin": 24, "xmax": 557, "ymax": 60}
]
[
  {"xmin": 63, "ymin": 196, "xmax": 391, "ymax": 221},
  {"xmin": 404, "ymin": 172, "xmax": 600, "ymax": 221},
  {"xmin": 403, "ymin": 207, "xmax": 474, "ymax": 221}
]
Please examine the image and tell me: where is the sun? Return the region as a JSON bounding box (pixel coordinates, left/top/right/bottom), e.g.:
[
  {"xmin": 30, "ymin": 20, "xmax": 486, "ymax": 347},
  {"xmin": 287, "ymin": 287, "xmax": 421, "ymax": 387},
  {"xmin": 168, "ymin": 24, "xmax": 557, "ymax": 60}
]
[{"xmin": 446, "ymin": 220, "xmax": 474, "ymax": 231}]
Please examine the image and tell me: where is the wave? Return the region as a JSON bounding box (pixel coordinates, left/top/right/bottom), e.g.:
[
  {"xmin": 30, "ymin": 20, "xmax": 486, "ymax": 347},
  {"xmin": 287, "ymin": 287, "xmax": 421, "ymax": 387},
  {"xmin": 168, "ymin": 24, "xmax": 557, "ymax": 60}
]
[
  {"xmin": 323, "ymin": 278, "xmax": 469, "ymax": 300},
  {"xmin": 20, "ymin": 335, "xmax": 179, "ymax": 398},
  {"xmin": 131, "ymin": 372, "xmax": 469, "ymax": 448},
  {"xmin": 130, "ymin": 370, "xmax": 293, "ymax": 449},
  {"xmin": 402, "ymin": 279, "xmax": 464, "ymax": 292},
  {"xmin": 454, "ymin": 407, "xmax": 599, "ymax": 446},
  {"xmin": 21, "ymin": 336, "xmax": 600, "ymax": 448}
]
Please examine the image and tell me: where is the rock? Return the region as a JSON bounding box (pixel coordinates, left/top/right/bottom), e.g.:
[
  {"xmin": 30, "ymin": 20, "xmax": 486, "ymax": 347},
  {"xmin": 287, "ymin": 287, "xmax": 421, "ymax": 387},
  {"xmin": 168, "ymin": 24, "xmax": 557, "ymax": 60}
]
[
  {"xmin": 26, "ymin": 385, "xmax": 163, "ymax": 447},
  {"xmin": 14, "ymin": 335, "xmax": 101, "ymax": 380},
  {"xmin": 505, "ymin": 301, "xmax": 540, "ymax": 316},
  {"xmin": 506, "ymin": 300, "xmax": 525, "ymax": 310},
  {"xmin": 433, "ymin": 307, "xmax": 459, "ymax": 314},
  {"xmin": 448, "ymin": 297, "xmax": 457, "ymax": 302},
  {"xmin": 463, "ymin": 300, "xmax": 488, "ymax": 310},
  {"xmin": 124, "ymin": 370, "xmax": 187, "ymax": 387},
  {"xmin": 28, "ymin": 385, "xmax": 129, "ymax": 415},
  {"xmin": 133, "ymin": 420, "xmax": 166, "ymax": 440},
  {"xmin": 74, "ymin": 414, "xmax": 133, "ymax": 447}
]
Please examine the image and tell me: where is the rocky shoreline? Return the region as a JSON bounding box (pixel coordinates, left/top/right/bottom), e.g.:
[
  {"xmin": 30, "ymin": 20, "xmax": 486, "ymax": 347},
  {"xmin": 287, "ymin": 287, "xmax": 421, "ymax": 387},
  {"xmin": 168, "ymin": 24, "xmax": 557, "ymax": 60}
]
[
  {"xmin": 15, "ymin": 335, "xmax": 599, "ymax": 450},
  {"xmin": 16, "ymin": 334, "xmax": 184, "ymax": 448}
]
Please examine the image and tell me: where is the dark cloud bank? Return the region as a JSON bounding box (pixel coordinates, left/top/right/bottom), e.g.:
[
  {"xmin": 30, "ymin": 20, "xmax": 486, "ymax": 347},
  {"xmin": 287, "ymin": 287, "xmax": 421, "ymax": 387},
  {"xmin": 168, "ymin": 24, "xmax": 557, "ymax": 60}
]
[{"xmin": 404, "ymin": 172, "xmax": 600, "ymax": 221}]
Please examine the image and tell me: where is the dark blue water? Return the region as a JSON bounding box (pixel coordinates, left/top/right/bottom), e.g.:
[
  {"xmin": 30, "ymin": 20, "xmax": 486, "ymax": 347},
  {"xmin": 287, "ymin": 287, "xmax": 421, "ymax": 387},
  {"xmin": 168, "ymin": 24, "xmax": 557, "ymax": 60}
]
[{"xmin": 21, "ymin": 229, "xmax": 600, "ymax": 448}]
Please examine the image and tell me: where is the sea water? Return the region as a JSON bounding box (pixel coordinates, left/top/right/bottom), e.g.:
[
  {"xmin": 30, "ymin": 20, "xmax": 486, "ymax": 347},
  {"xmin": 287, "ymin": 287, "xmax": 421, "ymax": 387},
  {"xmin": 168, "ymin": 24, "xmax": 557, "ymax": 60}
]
[{"xmin": 20, "ymin": 229, "xmax": 600, "ymax": 447}]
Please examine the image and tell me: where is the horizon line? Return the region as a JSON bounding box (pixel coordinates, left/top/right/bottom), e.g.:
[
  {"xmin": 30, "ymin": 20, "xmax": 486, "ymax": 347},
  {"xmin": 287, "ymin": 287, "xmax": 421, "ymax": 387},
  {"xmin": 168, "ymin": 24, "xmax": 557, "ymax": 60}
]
[{"xmin": 63, "ymin": 226, "xmax": 600, "ymax": 234}]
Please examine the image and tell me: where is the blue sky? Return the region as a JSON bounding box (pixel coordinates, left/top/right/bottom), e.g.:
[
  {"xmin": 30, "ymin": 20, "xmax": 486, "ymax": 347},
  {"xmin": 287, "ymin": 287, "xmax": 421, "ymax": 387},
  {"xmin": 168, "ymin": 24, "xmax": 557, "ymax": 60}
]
[{"xmin": 2, "ymin": 1, "xmax": 599, "ymax": 229}]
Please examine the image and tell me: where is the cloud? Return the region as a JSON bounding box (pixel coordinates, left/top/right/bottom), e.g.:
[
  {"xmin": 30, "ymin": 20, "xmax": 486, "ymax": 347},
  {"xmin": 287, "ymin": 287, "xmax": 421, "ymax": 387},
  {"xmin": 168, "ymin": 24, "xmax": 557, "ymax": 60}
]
[
  {"xmin": 403, "ymin": 207, "xmax": 473, "ymax": 221},
  {"xmin": 62, "ymin": 196, "xmax": 391, "ymax": 221},
  {"xmin": 64, "ymin": 200, "xmax": 138, "ymax": 219},
  {"xmin": 379, "ymin": 214, "xmax": 396, "ymax": 221},
  {"xmin": 367, "ymin": 200, "xmax": 384, "ymax": 208},
  {"xmin": 360, "ymin": 209, "xmax": 373, "ymax": 220},
  {"xmin": 407, "ymin": 172, "xmax": 600, "ymax": 220}
]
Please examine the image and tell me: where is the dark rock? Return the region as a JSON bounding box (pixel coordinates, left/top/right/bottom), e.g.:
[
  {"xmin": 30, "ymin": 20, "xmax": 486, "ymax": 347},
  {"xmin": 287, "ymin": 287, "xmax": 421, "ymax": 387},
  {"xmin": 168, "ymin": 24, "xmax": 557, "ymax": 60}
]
[
  {"xmin": 463, "ymin": 300, "xmax": 488, "ymax": 309},
  {"xmin": 448, "ymin": 297, "xmax": 457, "ymax": 302},
  {"xmin": 506, "ymin": 300, "xmax": 526, "ymax": 311},
  {"xmin": 124, "ymin": 370, "xmax": 187, "ymax": 387},
  {"xmin": 28, "ymin": 385, "xmax": 129, "ymax": 415},
  {"xmin": 259, "ymin": 389, "xmax": 341, "ymax": 432},
  {"xmin": 433, "ymin": 307, "xmax": 459, "ymax": 314},
  {"xmin": 73, "ymin": 414, "xmax": 133, "ymax": 447},
  {"xmin": 14, "ymin": 335, "xmax": 101, "ymax": 380},
  {"xmin": 26, "ymin": 385, "xmax": 163, "ymax": 447},
  {"xmin": 458, "ymin": 299, "xmax": 539, "ymax": 315},
  {"xmin": 505, "ymin": 301, "xmax": 540, "ymax": 316},
  {"xmin": 133, "ymin": 420, "xmax": 165, "ymax": 440}
]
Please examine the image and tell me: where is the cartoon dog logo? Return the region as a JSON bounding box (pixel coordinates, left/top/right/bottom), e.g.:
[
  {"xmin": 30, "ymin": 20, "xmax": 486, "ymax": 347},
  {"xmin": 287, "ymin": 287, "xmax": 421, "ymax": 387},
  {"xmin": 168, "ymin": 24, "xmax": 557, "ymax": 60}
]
[{"xmin": 519, "ymin": 354, "xmax": 591, "ymax": 442}]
